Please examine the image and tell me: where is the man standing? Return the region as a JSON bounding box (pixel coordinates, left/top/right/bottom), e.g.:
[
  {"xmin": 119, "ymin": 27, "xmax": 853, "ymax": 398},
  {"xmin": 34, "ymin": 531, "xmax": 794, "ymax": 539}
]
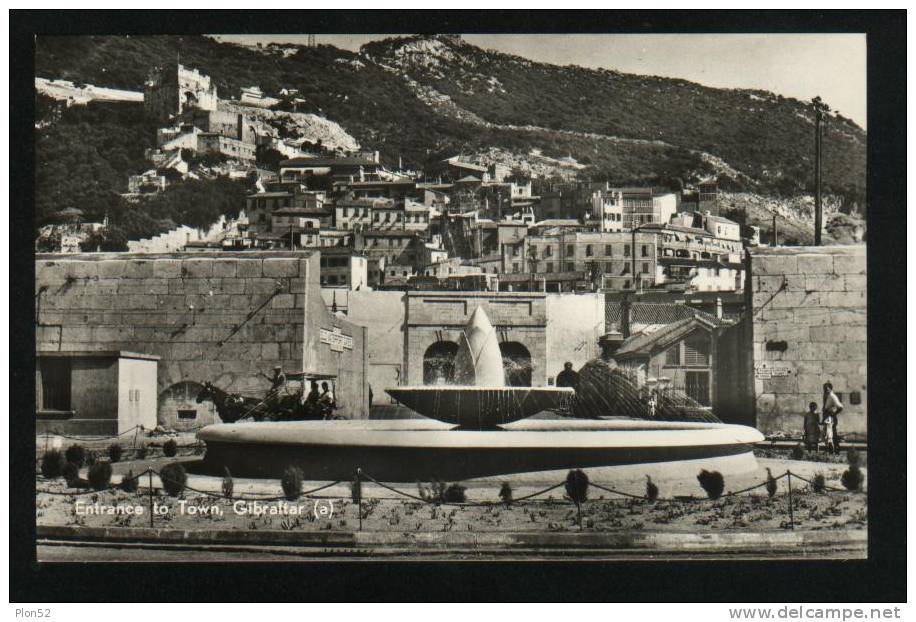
[
  {"xmin": 556, "ymin": 362, "xmax": 580, "ymax": 392},
  {"xmin": 822, "ymin": 382, "xmax": 844, "ymax": 449}
]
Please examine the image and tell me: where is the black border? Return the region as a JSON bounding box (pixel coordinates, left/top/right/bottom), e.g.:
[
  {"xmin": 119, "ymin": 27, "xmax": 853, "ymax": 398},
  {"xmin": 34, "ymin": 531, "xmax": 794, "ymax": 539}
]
[{"xmin": 10, "ymin": 10, "xmax": 906, "ymax": 603}]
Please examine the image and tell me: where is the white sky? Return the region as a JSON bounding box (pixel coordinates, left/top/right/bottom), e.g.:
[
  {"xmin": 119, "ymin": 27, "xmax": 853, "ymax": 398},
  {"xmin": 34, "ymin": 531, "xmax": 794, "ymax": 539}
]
[{"xmin": 214, "ymin": 34, "xmax": 867, "ymax": 128}]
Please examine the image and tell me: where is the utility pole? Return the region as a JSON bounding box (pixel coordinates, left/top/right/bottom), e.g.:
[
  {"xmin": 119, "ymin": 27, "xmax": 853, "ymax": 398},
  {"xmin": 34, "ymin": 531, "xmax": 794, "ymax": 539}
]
[
  {"xmin": 812, "ymin": 97, "xmax": 829, "ymax": 246},
  {"xmin": 772, "ymin": 214, "xmax": 778, "ymax": 247}
]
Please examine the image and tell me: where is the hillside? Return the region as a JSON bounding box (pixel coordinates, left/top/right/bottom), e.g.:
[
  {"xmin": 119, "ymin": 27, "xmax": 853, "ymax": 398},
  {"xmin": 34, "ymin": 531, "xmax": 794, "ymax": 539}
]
[{"xmin": 35, "ymin": 34, "xmax": 867, "ymax": 232}]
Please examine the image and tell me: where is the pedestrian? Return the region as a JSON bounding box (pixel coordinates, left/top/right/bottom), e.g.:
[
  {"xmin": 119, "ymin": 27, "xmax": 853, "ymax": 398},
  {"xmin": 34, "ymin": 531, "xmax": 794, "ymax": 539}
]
[
  {"xmin": 319, "ymin": 381, "xmax": 337, "ymax": 419},
  {"xmin": 802, "ymin": 401, "xmax": 820, "ymax": 451},
  {"xmin": 556, "ymin": 362, "xmax": 580, "ymax": 391},
  {"xmin": 822, "ymin": 382, "xmax": 844, "ymax": 451}
]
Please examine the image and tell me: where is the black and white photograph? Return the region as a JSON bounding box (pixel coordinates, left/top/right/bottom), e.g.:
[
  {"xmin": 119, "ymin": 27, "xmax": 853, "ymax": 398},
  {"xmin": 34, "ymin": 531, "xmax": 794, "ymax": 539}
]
[{"xmin": 10, "ymin": 9, "xmax": 907, "ymax": 607}]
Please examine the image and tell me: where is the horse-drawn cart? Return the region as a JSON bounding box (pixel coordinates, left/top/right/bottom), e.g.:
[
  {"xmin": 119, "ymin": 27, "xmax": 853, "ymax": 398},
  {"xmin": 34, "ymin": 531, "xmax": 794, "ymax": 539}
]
[{"xmin": 196, "ymin": 372, "xmax": 340, "ymax": 424}]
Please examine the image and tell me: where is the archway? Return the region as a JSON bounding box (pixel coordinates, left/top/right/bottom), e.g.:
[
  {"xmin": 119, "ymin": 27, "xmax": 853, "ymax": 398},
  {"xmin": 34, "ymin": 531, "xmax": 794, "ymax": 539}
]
[
  {"xmin": 499, "ymin": 342, "xmax": 532, "ymax": 387},
  {"xmin": 423, "ymin": 341, "xmax": 459, "ymax": 385}
]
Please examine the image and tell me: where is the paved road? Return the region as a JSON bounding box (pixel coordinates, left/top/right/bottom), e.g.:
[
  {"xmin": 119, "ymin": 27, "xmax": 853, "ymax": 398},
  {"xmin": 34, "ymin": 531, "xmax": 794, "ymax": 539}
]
[{"xmin": 37, "ymin": 540, "xmax": 864, "ymax": 562}]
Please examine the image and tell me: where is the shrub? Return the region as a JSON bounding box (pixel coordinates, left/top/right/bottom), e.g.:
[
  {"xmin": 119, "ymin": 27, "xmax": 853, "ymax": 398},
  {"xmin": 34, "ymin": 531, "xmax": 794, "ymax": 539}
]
[
  {"xmin": 63, "ymin": 461, "xmax": 82, "ymax": 487},
  {"xmin": 160, "ymin": 463, "xmax": 187, "ymax": 497},
  {"xmin": 499, "ymin": 481, "xmax": 513, "ymax": 506},
  {"xmin": 88, "ymin": 461, "xmax": 113, "ymax": 491},
  {"xmin": 645, "ymin": 475, "xmax": 659, "ymax": 502},
  {"xmin": 841, "ymin": 464, "xmax": 863, "ymax": 491},
  {"xmin": 442, "ymin": 483, "xmax": 466, "ymax": 503},
  {"xmin": 135, "ymin": 444, "xmax": 149, "ymax": 459},
  {"xmin": 120, "ymin": 469, "xmax": 138, "ymax": 493},
  {"xmin": 790, "ymin": 444, "xmax": 804, "ymax": 460},
  {"xmin": 281, "ymin": 466, "xmax": 303, "ymax": 501},
  {"xmin": 221, "ymin": 467, "xmax": 234, "ymax": 499},
  {"xmin": 350, "ymin": 477, "xmax": 362, "ymax": 504},
  {"xmin": 565, "ymin": 469, "xmax": 589, "ymax": 505},
  {"xmin": 812, "ymin": 473, "xmax": 826, "ymax": 494},
  {"xmin": 40, "ymin": 449, "xmax": 65, "ymax": 479},
  {"xmin": 65, "ymin": 444, "xmax": 86, "ymax": 467},
  {"xmin": 163, "ymin": 439, "xmax": 178, "ymax": 457},
  {"xmin": 108, "ymin": 443, "xmax": 123, "ymax": 463},
  {"xmin": 697, "ymin": 469, "xmax": 725, "ymax": 500},
  {"xmin": 86, "ymin": 450, "xmax": 98, "ymax": 467},
  {"xmin": 846, "ymin": 449, "xmax": 861, "ymax": 468}
]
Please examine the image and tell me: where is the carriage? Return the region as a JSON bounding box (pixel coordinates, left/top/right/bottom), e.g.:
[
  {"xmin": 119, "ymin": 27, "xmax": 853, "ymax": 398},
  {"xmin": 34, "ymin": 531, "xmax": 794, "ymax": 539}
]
[{"xmin": 195, "ymin": 372, "xmax": 340, "ymax": 424}]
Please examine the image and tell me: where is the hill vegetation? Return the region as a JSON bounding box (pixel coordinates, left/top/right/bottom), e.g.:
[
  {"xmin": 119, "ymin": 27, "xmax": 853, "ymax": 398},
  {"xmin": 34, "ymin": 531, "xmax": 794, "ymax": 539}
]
[{"xmin": 35, "ymin": 34, "xmax": 867, "ymax": 239}]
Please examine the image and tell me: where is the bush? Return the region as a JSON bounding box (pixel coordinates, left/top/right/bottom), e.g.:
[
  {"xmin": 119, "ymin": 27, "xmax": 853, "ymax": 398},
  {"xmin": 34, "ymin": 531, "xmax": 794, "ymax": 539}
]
[
  {"xmin": 88, "ymin": 461, "xmax": 113, "ymax": 491},
  {"xmin": 846, "ymin": 449, "xmax": 861, "ymax": 468},
  {"xmin": 812, "ymin": 473, "xmax": 826, "ymax": 494},
  {"xmin": 565, "ymin": 469, "xmax": 589, "ymax": 505},
  {"xmin": 350, "ymin": 477, "xmax": 362, "ymax": 504},
  {"xmin": 841, "ymin": 465, "xmax": 863, "ymax": 492},
  {"xmin": 40, "ymin": 449, "xmax": 65, "ymax": 479},
  {"xmin": 120, "ymin": 469, "xmax": 139, "ymax": 493},
  {"xmin": 442, "ymin": 483, "xmax": 466, "ymax": 503},
  {"xmin": 281, "ymin": 466, "xmax": 303, "ymax": 501},
  {"xmin": 136, "ymin": 444, "xmax": 149, "ymax": 459},
  {"xmin": 108, "ymin": 443, "xmax": 123, "ymax": 463},
  {"xmin": 63, "ymin": 461, "xmax": 81, "ymax": 487},
  {"xmin": 160, "ymin": 463, "xmax": 187, "ymax": 497},
  {"xmin": 86, "ymin": 450, "xmax": 98, "ymax": 467},
  {"xmin": 697, "ymin": 469, "xmax": 725, "ymax": 500},
  {"xmin": 790, "ymin": 444, "xmax": 804, "ymax": 460},
  {"xmin": 163, "ymin": 439, "xmax": 178, "ymax": 457},
  {"xmin": 65, "ymin": 444, "xmax": 87, "ymax": 468},
  {"xmin": 221, "ymin": 467, "xmax": 234, "ymax": 499},
  {"xmin": 499, "ymin": 481, "xmax": 513, "ymax": 506},
  {"xmin": 645, "ymin": 475, "xmax": 659, "ymax": 502}
]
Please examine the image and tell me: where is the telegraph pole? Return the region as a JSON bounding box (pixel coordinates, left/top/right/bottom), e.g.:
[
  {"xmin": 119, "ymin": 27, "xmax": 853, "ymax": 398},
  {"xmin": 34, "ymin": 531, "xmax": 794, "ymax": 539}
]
[{"xmin": 812, "ymin": 97, "xmax": 829, "ymax": 246}]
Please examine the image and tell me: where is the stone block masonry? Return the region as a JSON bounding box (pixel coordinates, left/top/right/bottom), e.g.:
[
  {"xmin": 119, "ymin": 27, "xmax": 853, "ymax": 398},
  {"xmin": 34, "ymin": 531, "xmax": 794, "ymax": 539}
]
[
  {"xmin": 749, "ymin": 246, "xmax": 866, "ymax": 437},
  {"xmin": 36, "ymin": 251, "xmax": 369, "ymax": 427}
]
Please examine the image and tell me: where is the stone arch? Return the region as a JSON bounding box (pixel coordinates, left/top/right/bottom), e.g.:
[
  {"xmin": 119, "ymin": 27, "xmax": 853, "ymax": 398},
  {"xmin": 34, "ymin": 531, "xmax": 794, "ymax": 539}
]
[
  {"xmin": 499, "ymin": 341, "xmax": 532, "ymax": 387},
  {"xmin": 158, "ymin": 380, "xmax": 219, "ymax": 430},
  {"xmin": 423, "ymin": 341, "xmax": 459, "ymax": 385}
]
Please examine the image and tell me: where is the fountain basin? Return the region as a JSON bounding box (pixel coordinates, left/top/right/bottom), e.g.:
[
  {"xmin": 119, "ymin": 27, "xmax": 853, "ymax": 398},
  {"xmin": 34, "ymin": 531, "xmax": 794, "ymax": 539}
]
[
  {"xmin": 384, "ymin": 385, "xmax": 575, "ymax": 427},
  {"xmin": 198, "ymin": 418, "xmax": 764, "ymax": 481}
]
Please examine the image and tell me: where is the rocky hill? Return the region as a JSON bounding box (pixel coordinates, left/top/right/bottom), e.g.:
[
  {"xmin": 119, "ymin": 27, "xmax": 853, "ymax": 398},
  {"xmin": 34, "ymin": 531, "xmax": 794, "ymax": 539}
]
[{"xmin": 35, "ymin": 34, "xmax": 867, "ymax": 231}]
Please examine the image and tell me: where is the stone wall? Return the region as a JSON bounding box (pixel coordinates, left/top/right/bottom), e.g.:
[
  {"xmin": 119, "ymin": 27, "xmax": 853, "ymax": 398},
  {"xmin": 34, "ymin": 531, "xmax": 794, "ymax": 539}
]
[
  {"xmin": 545, "ymin": 293, "xmax": 605, "ymax": 384},
  {"xmin": 36, "ymin": 251, "xmax": 369, "ymax": 426},
  {"xmin": 749, "ymin": 246, "xmax": 867, "ymax": 437}
]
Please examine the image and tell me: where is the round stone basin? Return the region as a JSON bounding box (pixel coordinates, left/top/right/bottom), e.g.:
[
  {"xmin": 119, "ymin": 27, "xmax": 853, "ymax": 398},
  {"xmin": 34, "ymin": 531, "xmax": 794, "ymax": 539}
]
[
  {"xmin": 197, "ymin": 418, "xmax": 764, "ymax": 481},
  {"xmin": 384, "ymin": 386, "xmax": 575, "ymax": 427}
]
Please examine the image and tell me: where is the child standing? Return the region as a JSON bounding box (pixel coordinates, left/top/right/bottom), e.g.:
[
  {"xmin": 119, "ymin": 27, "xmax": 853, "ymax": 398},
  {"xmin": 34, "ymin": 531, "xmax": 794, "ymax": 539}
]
[
  {"xmin": 802, "ymin": 402, "xmax": 821, "ymax": 450},
  {"xmin": 822, "ymin": 413, "xmax": 838, "ymax": 454}
]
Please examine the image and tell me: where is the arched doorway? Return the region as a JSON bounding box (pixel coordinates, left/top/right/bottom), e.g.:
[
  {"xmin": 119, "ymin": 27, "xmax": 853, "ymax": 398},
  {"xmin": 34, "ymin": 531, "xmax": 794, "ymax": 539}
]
[
  {"xmin": 500, "ymin": 342, "xmax": 532, "ymax": 387},
  {"xmin": 423, "ymin": 341, "xmax": 459, "ymax": 385}
]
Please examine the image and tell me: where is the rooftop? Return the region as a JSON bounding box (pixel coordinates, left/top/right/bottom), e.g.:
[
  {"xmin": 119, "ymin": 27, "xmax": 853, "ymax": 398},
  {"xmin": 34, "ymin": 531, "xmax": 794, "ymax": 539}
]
[
  {"xmin": 614, "ymin": 315, "xmax": 719, "ymax": 360},
  {"xmin": 280, "ymin": 156, "xmax": 380, "ymax": 168}
]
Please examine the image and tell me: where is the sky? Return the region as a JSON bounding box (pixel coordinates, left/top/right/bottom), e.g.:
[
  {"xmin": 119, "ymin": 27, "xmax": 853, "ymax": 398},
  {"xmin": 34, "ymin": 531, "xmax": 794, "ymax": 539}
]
[{"xmin": 214, "ymin": 34, "xmax": 867, "ymax": 128}]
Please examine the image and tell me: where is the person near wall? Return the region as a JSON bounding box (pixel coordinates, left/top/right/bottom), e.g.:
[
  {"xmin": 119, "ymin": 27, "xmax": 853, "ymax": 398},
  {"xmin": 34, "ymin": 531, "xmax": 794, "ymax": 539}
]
[
  {"xmin": 822, "ymin": 412, "xmax": 838, "ymax": 454},
  {"xmin": 822, "ymin": 382, "xmax": 844, "ymax": 451},
  {"xmin": 802, "ymin": 401, "xmax": 821, "ymax": 451},
  {"xmin": 319, "ymin": 381, "xmax": 337, "ymax": 419},
  {"xmin": 556, "ymin": 362, "xmax": 580, "ymax": 392}
]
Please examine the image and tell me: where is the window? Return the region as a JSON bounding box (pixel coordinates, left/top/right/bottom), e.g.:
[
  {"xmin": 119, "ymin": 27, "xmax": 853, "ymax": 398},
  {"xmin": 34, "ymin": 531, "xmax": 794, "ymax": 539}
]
[
  {"xmin": 512, "ymin": 263, "xmax": 519, "ymax": 273},
  {"xmin": 585, "ymin": 245, "xmax": 593, "ymax": 257},
  {"xmin": 641, "ymin": 262, "xmax": 649, "ymax": 274},
  {"xmin": 624, "ymin": 244, "xmax": 631, "ymax": 257},
  {"xmin": 545, "ymin": 246, "xmax": 552, "ymax": 257},
  {"xmin": 566, "ymin": 245, "xmax": 574, "ymax": 257},
  {"xmin": 177, "ymin": 409, "xmax": 197, "ymax": 420},
  {"xmin": 546, "ymin": 262, "xmax": 554, "ymax": 273},
  {"xmin": 683, "ymin": 334, "xmax": 710, "ymax": 366},
  {"xmin": 605, "ymin": 244, "xmax": 613, "ymax": 256},
  {"xmin": 665, "ymin": 344, "xmax": 680, "ymax": 366},
  {"xmin": 641, "ymin": 244, "xmax": 649, "ymax": 257},
  {"xmin": 605, "ymin": 262, "xmax": 613, "ymax": 272},
  {"xmin": 566, "ymin": 262, "xmax": 575, "ymax": 272},
  {"xmin": 623, "ymin": 279, "xmax": 631, "ymax": 289}
]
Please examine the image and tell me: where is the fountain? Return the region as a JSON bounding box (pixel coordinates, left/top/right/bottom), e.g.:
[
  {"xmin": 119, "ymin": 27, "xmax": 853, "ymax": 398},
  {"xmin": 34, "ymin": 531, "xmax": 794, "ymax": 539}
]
[{"xmin": 198, "ymin": 307, "xmax": 763, "ymax": 481}]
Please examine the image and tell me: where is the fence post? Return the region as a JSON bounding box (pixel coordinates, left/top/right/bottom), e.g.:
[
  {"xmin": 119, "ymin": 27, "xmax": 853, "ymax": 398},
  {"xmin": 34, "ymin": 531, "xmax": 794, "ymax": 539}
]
[
  {"xmin": 148, "ymin": 468, "xmax": 154, "ymax": 529},
  {"xmin": 356, "ymin": 467, "xmax": 363, "ymax": 532},
  {"xmin": 787, "ymin": 471, "xmax": 794, "ymax": 530}
]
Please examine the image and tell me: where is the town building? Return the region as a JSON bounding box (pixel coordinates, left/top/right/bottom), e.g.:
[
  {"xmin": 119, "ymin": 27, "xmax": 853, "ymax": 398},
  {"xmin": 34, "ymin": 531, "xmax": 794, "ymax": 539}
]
[
  {"xmin": 144, "ymin": 64, "xmax": 218, "ymax": 122},
  {"xmin": 319, "ymin": 247, "xmax": 369, "ymax": 289}
]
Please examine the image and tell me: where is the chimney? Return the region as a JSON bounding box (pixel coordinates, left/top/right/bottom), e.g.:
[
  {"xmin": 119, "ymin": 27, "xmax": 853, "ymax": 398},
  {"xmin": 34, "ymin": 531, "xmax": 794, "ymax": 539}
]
[
  {"xmin": 620, "ymin": 295, "xmax": 632, "ymax": 339},
  {"xmin": 716, "ymin": 297, "xmax": 723, "ymax": 319}
]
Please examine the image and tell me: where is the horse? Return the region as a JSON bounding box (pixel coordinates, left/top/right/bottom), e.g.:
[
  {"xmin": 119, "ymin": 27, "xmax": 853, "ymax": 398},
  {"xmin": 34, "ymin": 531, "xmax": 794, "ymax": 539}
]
[{"xmin": 196, "ymin": 382, "xmax": 269, "ymax": 423}]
